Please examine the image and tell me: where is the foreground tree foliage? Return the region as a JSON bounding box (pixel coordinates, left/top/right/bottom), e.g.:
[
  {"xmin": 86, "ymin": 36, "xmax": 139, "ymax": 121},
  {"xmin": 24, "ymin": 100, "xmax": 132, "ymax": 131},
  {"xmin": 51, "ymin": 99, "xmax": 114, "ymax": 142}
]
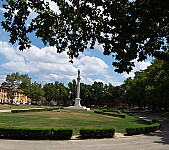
[{"xmin": 1, "ymin": 0, "xmax": 169, "ymax": 73}]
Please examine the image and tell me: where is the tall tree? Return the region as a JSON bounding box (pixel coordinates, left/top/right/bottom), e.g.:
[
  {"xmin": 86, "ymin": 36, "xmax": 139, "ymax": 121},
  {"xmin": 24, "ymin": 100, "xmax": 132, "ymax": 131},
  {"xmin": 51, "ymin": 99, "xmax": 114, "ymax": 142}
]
[
  {"xmin": 68, "ymin": 79, "xmax": 76, "ymax": 101},
  {"xmin": 2, "ymin": 72, "xmax": 21, "ymax": 88},
  {"xmin": 2, "ymin": 0, "xmax": 169, "ymax": 73},
  {"xmin": 91, "ymin": 82, "xmax": 104, "ymax": 106},
  {"xmin": 43, "ymin": 83, "xmax": 55, "ymax": 101},
  {"xmin": 144, "ymin": 59, "xmax": 169, "ymax": 110},
  {"xmin": 123, "ymin": 58, "xmax": 169, "ymax": 111},
  {"xmin": 80, "ymin": 83, "xmax": 91, "ymax": 106},
  {"xmin": 2, "ymin": 72, "xmax": 31, "ymax": 96},
  {"xmin": 123, "ymin": 77, "xmax": 136, "ymax": 108},
  {"xmin": 28, "ymin": 82, "xmax": 45, "ymax": 102}
]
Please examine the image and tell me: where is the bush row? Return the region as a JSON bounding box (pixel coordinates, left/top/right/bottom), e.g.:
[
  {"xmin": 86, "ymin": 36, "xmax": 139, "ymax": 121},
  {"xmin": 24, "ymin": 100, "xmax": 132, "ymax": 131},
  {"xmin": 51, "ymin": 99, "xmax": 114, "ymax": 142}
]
[
  {"xmin": 80, "ymin": 127, "xmax": 115, "ymax": 139},
  {"xmin": 0, "ymin": 127, "xmax": 72, "ymax": 140},
  {"xmin": 94, "ymin": 110, "xmax": 125, "ymax": 118},
  {"xmin": 0, "ymin": 121, "xmax": 161, "ymax": 140},
  {"xmin": 101, "ymin": 108, "xmax": 119, "ymax": 113},
  {"xmin": 11, "ymin": 107, "xmax": 58, "ymax": 113},
  {"xmin": 126, "ymin": 121, "xmax": 161, "ymax": 135},
  {"xmin": 0, "ymin": 126, "xmax": 115, "ymax": 140}
]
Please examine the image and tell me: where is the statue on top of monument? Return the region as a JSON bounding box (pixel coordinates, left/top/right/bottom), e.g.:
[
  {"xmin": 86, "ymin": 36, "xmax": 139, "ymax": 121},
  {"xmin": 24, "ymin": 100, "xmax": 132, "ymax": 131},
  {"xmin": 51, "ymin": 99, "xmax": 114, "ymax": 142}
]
[{"xmin": 78, "ymin": 69, "xmax": 80, "ymax": 76}]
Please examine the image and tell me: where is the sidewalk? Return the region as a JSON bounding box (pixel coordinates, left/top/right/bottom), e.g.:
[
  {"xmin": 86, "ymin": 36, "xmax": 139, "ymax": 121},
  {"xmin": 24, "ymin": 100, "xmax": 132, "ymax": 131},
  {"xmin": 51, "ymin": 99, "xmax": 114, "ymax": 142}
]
[{"xmin": 0, "ymin": 110, "xmax": 11, "ymax": 113}]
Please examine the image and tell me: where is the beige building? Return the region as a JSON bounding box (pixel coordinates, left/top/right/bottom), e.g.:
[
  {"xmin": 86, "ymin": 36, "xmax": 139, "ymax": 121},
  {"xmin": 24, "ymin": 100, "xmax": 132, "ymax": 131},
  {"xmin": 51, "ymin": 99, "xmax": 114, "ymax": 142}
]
[
  {"xmin": 0, "ymin": 85, "xmax": 9, "ymax": 103},
  {"xmin": 12, "ymin": 89, "xmax": 28, "ymax": 104},
  {"xmin": 0, "ymin": 85, "xmax": 28, "ymax": 104}
]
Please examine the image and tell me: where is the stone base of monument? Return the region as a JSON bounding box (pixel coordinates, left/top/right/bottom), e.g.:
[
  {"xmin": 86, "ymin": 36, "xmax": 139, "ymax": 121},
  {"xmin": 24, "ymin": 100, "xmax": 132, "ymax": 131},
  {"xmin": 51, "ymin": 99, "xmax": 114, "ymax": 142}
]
[
  {"xmin": 64, "ymin": 98, "xmax": 90, "ymax": 111},
  {"xmin": 64, "ymin": 106, "xmax": 90, "ymax": 111}
]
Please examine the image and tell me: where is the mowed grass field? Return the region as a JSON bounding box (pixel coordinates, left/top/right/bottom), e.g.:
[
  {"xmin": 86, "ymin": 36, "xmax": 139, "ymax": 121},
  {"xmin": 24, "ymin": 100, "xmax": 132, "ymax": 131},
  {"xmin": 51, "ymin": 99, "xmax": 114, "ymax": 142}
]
[
  {"xmin": 0, "ymin": 104, "xmax": 48, "ymax": 110},
  {"xmin": 0, "ymin": 105, "xmax": 151, "ymax": 135}
]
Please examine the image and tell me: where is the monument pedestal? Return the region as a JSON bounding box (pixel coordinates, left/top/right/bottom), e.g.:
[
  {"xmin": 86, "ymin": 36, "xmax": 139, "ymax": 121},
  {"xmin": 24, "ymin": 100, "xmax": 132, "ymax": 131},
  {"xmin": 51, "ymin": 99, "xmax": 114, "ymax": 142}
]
[
  {"xmin": 74, "ymin": 98, "xmax": 81, "ymax": 107},
  {"xmin": 64, "ymin": 98, "xmax": 90, "ymax": 111}
]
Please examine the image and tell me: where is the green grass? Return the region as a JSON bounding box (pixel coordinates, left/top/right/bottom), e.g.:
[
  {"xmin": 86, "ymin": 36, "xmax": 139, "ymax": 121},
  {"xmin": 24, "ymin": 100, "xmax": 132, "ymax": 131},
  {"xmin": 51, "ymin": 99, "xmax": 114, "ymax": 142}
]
[
  {"xmin": 0, "ymin": 108, "xmax": 151, "ymax": 135},
  {"xmin": 0, "ymin": 104, "xmax": 49, "ymax": 110}
]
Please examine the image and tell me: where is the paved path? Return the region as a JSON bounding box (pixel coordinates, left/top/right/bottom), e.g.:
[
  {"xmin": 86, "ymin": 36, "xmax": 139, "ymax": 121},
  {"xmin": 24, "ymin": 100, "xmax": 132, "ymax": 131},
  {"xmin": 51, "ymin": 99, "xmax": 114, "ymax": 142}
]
[
  {"xmin": 0, "ymin": 110, "xmax": 11, "ymax": 113},
  {"xmin": 0, "ymin": 112, "xmax": 168, "ymax": 150},
  {"xmin": 0, "ymin": 133, "xmax": 169, "ymax": 150}
]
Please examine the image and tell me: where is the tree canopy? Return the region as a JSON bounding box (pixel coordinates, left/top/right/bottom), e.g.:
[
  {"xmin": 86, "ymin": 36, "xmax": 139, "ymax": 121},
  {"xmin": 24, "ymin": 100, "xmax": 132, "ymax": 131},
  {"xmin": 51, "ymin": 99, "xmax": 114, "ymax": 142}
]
[
  {"xmin": 2, "ymin": 72, "xmax": 31, "ymax": 89},
  {"xmin": 122, "ymin": 58, "xmax": 169, "ymax": 110},
  {"xmin": 1, "ymin": 0, "xmax": 169, "ymax": 73}
]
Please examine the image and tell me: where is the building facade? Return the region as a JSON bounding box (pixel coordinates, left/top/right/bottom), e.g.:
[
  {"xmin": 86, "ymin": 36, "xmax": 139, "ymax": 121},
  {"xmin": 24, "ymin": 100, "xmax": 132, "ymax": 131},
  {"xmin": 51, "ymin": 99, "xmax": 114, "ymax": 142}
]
[
  {"xmin": 0, "ymin": 85, "xmax": 28, "ymax": 104},
  {"xmin": 0, "ymin": 85, "xmax": 9, "ymax": 104}
]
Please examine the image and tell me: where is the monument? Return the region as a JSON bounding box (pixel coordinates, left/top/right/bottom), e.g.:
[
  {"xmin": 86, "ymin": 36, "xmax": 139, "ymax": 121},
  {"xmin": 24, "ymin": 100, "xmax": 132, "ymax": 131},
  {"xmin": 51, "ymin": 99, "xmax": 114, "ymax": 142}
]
[{"xmin": 64, "ymin": 70, "xmax": 90, "ymax": 111}]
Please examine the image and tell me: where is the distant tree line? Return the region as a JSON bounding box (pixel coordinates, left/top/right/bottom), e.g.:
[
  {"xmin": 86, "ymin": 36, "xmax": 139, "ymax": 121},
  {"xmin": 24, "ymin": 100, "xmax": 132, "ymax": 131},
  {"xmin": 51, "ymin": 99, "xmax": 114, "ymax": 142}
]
[
  {"xmin": 2, "ymin": 73, "xmax": 122, "ymax": 107},
  {"xmin": 2, "ymin": 58, "xmax": 169, "ymax": 111}
]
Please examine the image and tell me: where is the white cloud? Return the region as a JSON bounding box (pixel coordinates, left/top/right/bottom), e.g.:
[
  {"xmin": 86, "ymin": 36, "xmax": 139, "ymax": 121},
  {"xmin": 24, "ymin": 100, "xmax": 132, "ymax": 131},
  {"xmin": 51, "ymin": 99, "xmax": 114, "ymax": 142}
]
[
  {"xmin": 81, "ymin": 77, "xmax": 94, "ymax": 85},
  {"xmin": 36, "ymin": 73, "xmax": 76, "ymax": 84},
  {"xmin": 87, "ymin": 40, "xmax": 104, "ymax": 52},
  {"xmin": 1, "ymin": 61, "xmax": 38, "ymax": 72},
  {"xmin": 26, "ymin": 8, "xmax": 38, "ymax": 26},
  {"xmin": 0, "ymin": 41, "xmax": 153, "ymax": 86},
  {"xmin": 94, "ymin": 41, "xmax": 104, "ymax": 52},
  {"xmin": 0, "ymin": 8, "xmax": 6, "ymax": 13},
  {"xmin": 0, "ymin": 41, "xmax": 112, "ymax": 85},
  {"xmin": 122, "ymin": 59, "xmax": 151, "ymax": 79},
  {"xmin": 0, "ymin": 75, "xmax": 6, "ymax": 82},
  {"xmin": 129, "ymin": 0, "xmax": 136, "ymax": 2},
  {"xmin": 101, "ymin": 74, "xmax": 123, "ymax": 86},
  {"xmin": 22, "ymin": 46, "xmax": 69, "ymax": 64},
  {"xmin": 76, "ymin": 56, "xmax": 109, "ymax": 76},
  {"xmin": 45, "ymin": 0, "xmax": 61, "ymax": 14},
  {"xmin": 0, "ymin": 41, "xmax": 24, "ymax": 62}
]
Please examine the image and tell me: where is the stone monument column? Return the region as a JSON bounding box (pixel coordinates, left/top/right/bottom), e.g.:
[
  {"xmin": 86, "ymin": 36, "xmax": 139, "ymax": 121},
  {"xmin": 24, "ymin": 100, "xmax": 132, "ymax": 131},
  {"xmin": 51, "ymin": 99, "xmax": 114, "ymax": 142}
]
[
  {"xmin": 74, "ymin": 70, "xmax": 81, "ymax": 107},
  {"xmin": 64, "ymin": 70, "xmax": 90, "ymax": 111}
]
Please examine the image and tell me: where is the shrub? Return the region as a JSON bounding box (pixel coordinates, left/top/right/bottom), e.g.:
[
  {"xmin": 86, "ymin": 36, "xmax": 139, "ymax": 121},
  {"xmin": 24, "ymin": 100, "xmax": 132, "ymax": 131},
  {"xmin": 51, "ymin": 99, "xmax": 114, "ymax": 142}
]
[
  {"xmin": 94, "ymin": 110, "xmax": 125, "ymax": 118},
  {"xmin": 126, "ymin": 120, "xmax": 161, "ymax": 135},
  {"xmin": 0, "ymin": 127, "xmax": 72, "ymax": 140},
  {"xmin": 80, "ymin": 127, "xmax": 115, "ymax": 139},
  {"xmin": 101, "ymin": 108, "xmax": 118, "ymax": 113},
  {"xmin": 94, "ymin": 110, "xmax": 103, "ymax": 114},
  {"xmin": 152, "ymin": 119, "xmax": 161, "ymax": 124},
  {"xmin": 51, "ymin": 128, "xmax": 73, "ymax": 140},
  {"xmin": 11, "ymin": 107, "xmax": 58, "ymax": 113}
]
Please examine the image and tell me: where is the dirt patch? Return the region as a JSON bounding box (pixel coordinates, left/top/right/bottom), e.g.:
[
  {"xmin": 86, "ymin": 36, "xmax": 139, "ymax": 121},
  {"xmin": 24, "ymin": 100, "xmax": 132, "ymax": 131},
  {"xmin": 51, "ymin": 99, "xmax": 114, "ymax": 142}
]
[{"xmin": 115, "ymin": 133, "xmax": 126, "ymax": 138}]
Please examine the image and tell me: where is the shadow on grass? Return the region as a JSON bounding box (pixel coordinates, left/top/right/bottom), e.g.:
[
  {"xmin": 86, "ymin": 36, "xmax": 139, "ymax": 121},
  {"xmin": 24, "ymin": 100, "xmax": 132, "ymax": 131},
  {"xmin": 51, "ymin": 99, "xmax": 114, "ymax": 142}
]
[
  {"xmin": 132, "ymin": 119, "xmax": 151, "ymax": 125},
  {"xmin": 126, "ymin": 113, "xmax": 151, "ymax": 125}
]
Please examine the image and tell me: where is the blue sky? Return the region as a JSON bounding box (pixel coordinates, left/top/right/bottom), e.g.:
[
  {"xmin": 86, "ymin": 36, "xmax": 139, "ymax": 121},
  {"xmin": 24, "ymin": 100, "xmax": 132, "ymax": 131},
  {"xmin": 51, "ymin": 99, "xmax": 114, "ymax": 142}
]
[{"xmin": 0, "ymin": 0, "xmax": 151, "ymax": 86}]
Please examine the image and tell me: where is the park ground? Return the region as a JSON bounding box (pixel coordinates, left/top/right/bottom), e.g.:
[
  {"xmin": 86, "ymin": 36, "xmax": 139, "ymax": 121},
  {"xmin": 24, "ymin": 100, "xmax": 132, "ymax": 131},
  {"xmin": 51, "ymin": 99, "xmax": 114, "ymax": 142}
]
[
  {"xmin": 0, "ymin": 105, "xmax": 169, "ymax": 149},
  {"xmin": 0, "ymin": 112, "xmax": 169, "ymax": 150}
]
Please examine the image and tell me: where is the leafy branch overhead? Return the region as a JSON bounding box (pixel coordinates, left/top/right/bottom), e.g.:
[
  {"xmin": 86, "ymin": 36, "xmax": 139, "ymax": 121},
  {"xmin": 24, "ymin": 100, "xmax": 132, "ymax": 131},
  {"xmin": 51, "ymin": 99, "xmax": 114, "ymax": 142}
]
[{"xmin": 1, "ymin": 0, "xmax": 169, "ymax": 73}]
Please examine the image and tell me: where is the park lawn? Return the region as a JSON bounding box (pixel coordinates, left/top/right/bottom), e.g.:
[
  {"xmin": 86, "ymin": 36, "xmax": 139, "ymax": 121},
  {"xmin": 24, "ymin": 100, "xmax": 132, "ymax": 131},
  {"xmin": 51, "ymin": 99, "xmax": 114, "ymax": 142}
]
[
  {"xmin": 0, "ymin": 110, "xmax": 151, "ymax": 135},
  {"xmin": 0, "ymin": 104, "xmax": 49, "ymax": 110}
]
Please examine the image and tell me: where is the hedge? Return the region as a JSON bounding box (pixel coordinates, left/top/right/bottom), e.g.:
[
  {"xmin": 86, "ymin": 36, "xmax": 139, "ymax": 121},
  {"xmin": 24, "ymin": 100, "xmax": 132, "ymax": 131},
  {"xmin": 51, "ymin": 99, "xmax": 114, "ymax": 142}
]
[
  {"xmin": 80, "ymin": 127, "xmax": 115, "ymax": 139},
  {"xmin": 94, "ymin": 110, "xmax": 125, "ymax": 118},
  {"xmin": 101, "ymin": 109, "xmax": 119, "ymax": 113},
  {"xmin": 0, "ymin": 127, "xmax": 73, "ymax": 140},
  {"xmin": 11, "ymin": 107, "xmax": 58, "ymax": 113},
  {"xmin": 126, "ymin": 120, "xmax": 161, "ymax": 135}
]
